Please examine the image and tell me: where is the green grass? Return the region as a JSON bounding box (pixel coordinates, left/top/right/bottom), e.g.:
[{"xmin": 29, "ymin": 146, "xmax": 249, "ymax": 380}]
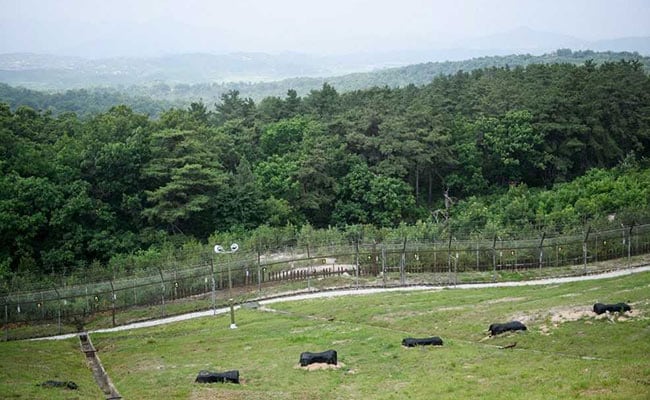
[
  {"xmin": 0, "ymin": 338, "xmax": 104, "ymax": 399},
  {"xmin": 2, "ymin": 271, "xmax": 649, "ymax": 399}
]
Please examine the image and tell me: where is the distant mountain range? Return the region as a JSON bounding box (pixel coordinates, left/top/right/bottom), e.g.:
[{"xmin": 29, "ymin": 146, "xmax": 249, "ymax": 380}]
[
  {"xmin": 2, "ymin": 49, "xmax": 649, "ymax": 118},
  {"xmin": 1, "ymin": 27, "xmax": 649, "ymax": 91}
]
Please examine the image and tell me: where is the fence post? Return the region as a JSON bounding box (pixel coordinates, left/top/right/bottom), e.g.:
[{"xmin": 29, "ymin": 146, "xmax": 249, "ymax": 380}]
[
  {"xmin": 538, "ymin": 232, "xmax": 546, "ymax": 271},
  {"xmin": 109, "ymin": 280, "xmax": 116, "ymax": 327},
  {"xmin": 53, "ymin": 287, "xmax": 62, "ymax": 335},
  {"xmin": 210, "ymin": 258, "xmax": 216, "ymax": 315},
  {"xmin": 227, "ymin": 258, "xmax": 233, "ymax": 299},
  {"xmin": 492, "ymin": 235, "xmax": 497, "ymax": 282},
  {"xmin": 86, "ymin": 286, "xmax": 90, "ymax": 317},
  {"xmin": 355, "ymin": 238, "xmax": 360, "ymax": 289},
  {"xmin": 583, "ymin": 226, "xmax": 591, "ymax": 275},
  {"xmin": 476, "ymin": 241, "xmax": 479, "ymax": 270},
  {"xmin": 447, "ymin": 234, "xmax": 452, "ymax": 285},
  {"xmin": 381, "ymin": 245, "xmax": 386, "ymax": 287},
  {"xmin": 157, "ymin": 267, "xmax": 166, "ymax": 318},
  {"xmin": 4, "ymin": 296, "xmax": 8, "ymax": 341},
  {"xmin": 627, "ymin": 223, "xmax": 635, "ymax": 266},
  {"xmin": 433, "ymin": 239, "xmax": 437, "ymax": 269},
  {"xmin": 453, "ymin": 251, "xmax": 458, "ymax": 285},
  {"xmin": 257, "ymin": 249, "xmax": 262, "ymax": 294},
  {"xmin": 307, "ymin": 243, "xmax": 311, "ymax": 291},
  {"xmin": 401, "ymin": 237, "xmax": 407, "ymax": 285}
]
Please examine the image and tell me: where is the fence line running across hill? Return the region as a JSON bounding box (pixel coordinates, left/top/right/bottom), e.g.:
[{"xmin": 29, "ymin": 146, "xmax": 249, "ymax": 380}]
[{"xmin": 3, "ymin": 224, "xmax": 650, "ymax": 341}]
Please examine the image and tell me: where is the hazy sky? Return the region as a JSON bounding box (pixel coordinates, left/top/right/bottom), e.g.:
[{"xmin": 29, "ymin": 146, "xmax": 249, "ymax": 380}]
[{"xmin": 1, "ymin": 0, "xmax": 649, "ymax": 57}]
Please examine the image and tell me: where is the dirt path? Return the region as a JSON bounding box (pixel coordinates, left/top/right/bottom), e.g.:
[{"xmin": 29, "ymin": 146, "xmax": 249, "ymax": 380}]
[{"xmin": 33, "ymin": 264, "xmax": 650, "ymax": 341}]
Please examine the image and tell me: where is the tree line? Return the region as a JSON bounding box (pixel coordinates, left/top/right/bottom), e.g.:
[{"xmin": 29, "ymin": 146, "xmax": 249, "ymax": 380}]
[
  {"xmin": 2, "ymin": 50, "xmax": 648, "ymax": 112},
  {"xmin": 1, "ymin": 60, "xmax": 649, "ymax": 283}
]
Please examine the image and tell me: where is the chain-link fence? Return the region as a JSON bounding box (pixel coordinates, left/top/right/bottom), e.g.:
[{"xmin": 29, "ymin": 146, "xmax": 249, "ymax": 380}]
[{"xmin": 3, "ymin": 224, "xmax": 650, "ymax": 340}]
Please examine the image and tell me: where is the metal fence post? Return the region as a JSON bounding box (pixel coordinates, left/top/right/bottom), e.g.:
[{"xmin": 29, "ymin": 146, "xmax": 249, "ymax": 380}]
[
  {"xmin": 157, "ymin": 267, "xmax": 166, "ymax": 318},
  {"xmin": 453, "ymin": 251, "xmax": 458, "ymax": 285},
  {"xmin": 538, "ymin": 232, "xmax": 546, "ymax": 271},
  {"xmin": 400, "ymin": 237, "xmax": 407, "ymax": 285},
  {"xmin": 257, "ymin": 249, "xmax": 262, "ymax": 294},
  {"xmin": 447, "ymin": 234, "xmax": 452, "ymax": 285},
  {"xmin": 627, "ymin": 223, "xmax": 634, "ymax": 266},
  {"xmin": 583, "ymin": 226, "xmax": 591, "ymax": 275},
  {"xmin": 306, "ymin": 243, "xmax": 312, "ymax": 291},
  {"xmin": 381, "ymin": 245, "xmax": 386, "ymax": 287},
  {"xmin": 355, "ymin": 238, "xmax": 360, "ymax": 289},
  {"xmin": 4, "ymin": 297, "xmax": 8, "ymax": 341},
  {"xmin": 210, "ymin": 257, "xmax": 216, "ymax": 315},
  {"xmin": 109, "ymin": 280, "xmax": 116, "ymax": 327},
  {"xmin": 53, "ymin": 287, "xmax": 62, "ymax": 335},
  {"xmin": 492, "ymin": 235, "xmax": 497, "ymax": 282}
]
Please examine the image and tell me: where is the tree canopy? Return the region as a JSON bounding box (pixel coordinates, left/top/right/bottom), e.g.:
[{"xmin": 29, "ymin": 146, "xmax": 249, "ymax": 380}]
[{"xmin": 1, "ymin": 60, "xmax": 649, "ymax": 280}]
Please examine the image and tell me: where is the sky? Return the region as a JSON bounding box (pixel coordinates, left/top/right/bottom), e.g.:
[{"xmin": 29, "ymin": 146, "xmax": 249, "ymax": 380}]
[{"xmin": 1, "ymin": 0, "xmax": 649, "ymax": 57}]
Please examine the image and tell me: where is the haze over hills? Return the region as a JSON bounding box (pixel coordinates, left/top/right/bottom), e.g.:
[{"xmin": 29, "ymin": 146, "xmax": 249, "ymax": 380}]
[
  {"xmin": 1, "ymin": 49, "xmax": 648, "ymax": 118},
  {"xmin": 1, "ymin": 27, "xmax": 649, "ymax": 91}
]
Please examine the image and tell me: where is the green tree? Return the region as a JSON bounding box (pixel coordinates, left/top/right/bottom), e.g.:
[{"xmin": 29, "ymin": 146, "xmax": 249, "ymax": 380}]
[{"xmin": 143, "ymin": 128, "xmax": 227, "ymax": 238}]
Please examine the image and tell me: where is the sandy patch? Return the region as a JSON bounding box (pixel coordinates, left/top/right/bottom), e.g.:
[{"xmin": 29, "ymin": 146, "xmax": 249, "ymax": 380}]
[
  {"xmin": 296, "ymin": 362, "xmax": 344, "ymax": 371},
  {"xmin": 511, "ymin": 304, "xmax": 643, "ymax": 335}
]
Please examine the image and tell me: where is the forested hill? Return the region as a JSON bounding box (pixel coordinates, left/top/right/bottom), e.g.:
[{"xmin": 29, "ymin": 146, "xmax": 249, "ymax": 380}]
[
  {"xmin": 0, "ymin": 83, "xmax": 176, "ymax": 118},
  {"xmin": 2, "ymin": 60, "xmax": 649, "ymax": 278},
  {"xmin": 226, "ymin": 49, "xmax": 650, "ymax": 100},
  {"xmin": 1, "ymin": 50, "xmax": 648, "ymax": 116}
]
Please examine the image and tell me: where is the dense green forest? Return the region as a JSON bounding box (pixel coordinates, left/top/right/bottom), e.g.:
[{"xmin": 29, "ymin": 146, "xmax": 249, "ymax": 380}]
[
  {"xmin": 1, "ymin": 60, "xmax": 650, "ymax": 284},
  {"xmin": 0, "ymin": 84, "xmax": 176, "ymax": 118}
]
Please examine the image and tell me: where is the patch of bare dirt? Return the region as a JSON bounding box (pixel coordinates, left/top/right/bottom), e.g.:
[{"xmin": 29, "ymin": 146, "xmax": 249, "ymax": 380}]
[
  {"xmin": 295, "ymin": 362, "xmax": 344, "ymax": 371},
  {"xmin": 511, "ymin": 304, "xmax": 643, "ymax": 335}
]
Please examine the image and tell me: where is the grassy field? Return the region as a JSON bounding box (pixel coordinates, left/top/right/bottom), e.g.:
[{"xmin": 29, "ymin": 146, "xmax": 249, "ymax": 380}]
[{"xmin": 1, "ymin": 271, "xmax": 649, "ymax": 399}]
